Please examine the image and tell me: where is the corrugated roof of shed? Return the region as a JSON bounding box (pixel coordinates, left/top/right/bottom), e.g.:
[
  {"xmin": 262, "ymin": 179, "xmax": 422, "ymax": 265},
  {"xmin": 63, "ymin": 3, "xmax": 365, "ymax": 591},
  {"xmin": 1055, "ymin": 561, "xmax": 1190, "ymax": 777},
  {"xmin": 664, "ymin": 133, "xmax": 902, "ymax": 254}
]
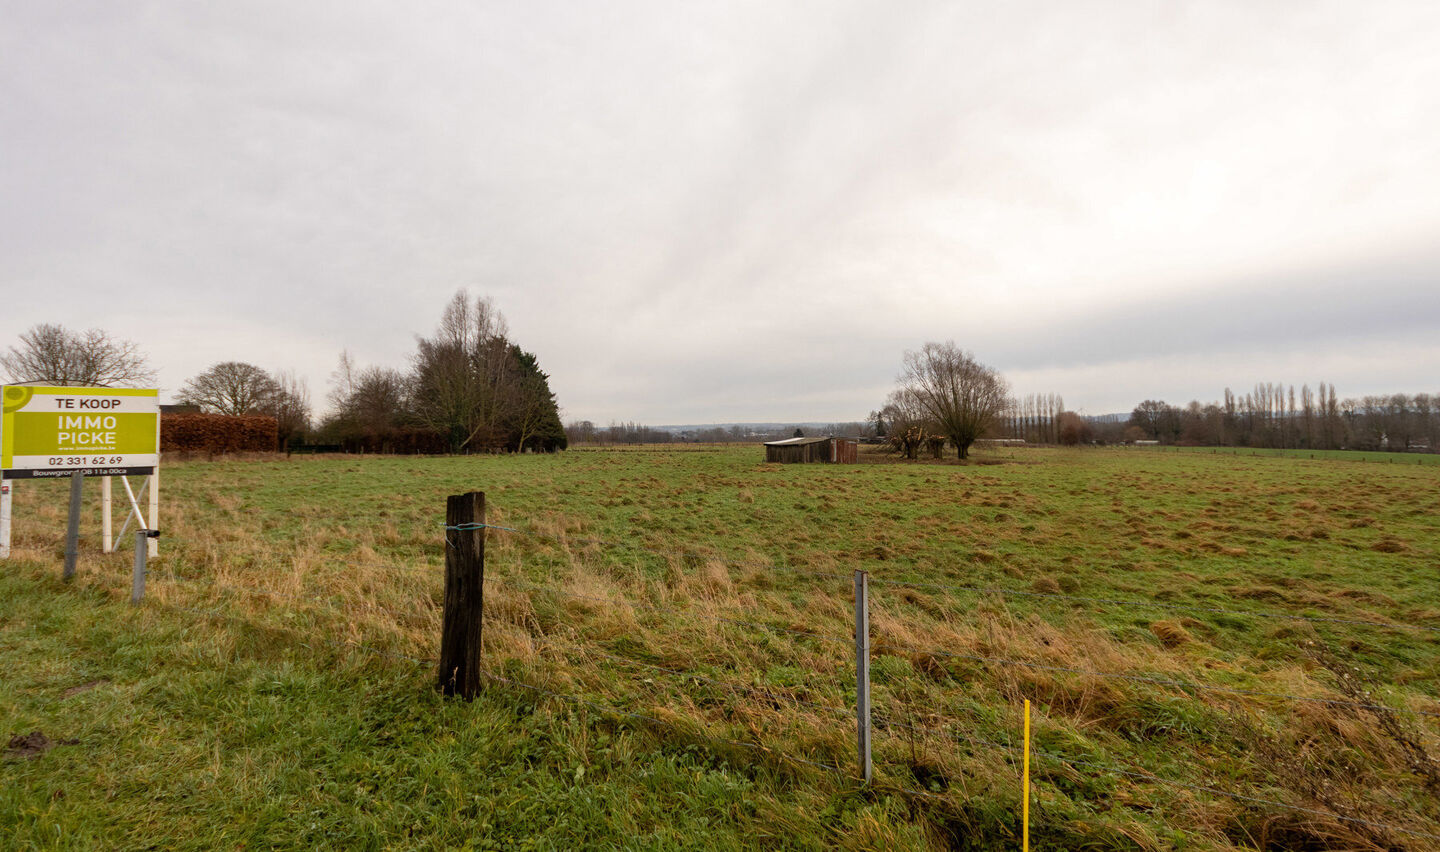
[{"xmin": 762, "ymin": 436, "xmax": 832, "ymax": 446}]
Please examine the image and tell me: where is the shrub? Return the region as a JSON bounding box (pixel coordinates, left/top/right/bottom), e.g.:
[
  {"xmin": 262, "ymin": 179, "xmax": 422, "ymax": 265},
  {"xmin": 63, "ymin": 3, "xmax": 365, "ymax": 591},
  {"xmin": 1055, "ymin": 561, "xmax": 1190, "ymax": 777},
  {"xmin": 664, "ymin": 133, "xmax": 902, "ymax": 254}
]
[{"xmin": 161, "ymin": 413, "xmax": 278, "ymax": 454}]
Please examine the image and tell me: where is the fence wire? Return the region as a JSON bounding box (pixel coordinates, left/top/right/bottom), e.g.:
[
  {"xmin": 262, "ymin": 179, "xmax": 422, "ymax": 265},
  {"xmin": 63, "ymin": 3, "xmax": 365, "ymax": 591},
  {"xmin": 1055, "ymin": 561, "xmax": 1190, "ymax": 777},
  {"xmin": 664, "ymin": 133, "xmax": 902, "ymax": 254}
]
[
  {"xmin": 486, "ymin": 563, "xmax": 1439, "ymax": 724},
  {"xmin": 1033, "ymin": 748, "xmax": 1440, "ymax": 844},
  {"xmin": 455, "ymin": 520, "xmax": 1439, "ymax": 635},
  {"xmin": 868, "ymin": 635, "xmax": 1440, "ymax": 721},
  {"xmin": 866, "ymin": 575, "xmax": 1440, "ymax": 635},
  {"xmin": 477, "ymin": 668, "xmax": 847, "ymax": 776},
  {"xmin": 487, "ymin": 575, "xmax": 854, "ymax": 646}
]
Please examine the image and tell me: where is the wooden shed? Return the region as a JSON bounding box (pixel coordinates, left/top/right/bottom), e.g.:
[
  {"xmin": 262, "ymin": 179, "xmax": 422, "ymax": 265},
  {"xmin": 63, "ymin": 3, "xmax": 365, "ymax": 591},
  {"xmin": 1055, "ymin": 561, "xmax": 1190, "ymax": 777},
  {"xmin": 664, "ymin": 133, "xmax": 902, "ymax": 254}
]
[{"xmin": 763, "ymin": 436, "xmax": 858, "ymax": 464}]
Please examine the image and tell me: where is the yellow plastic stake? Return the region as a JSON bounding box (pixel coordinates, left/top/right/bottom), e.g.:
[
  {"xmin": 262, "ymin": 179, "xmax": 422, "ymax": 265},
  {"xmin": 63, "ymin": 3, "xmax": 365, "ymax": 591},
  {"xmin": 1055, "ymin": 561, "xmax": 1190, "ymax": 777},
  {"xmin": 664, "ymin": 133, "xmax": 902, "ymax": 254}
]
[{"xmin": 1023, "ymin": 699, "xmax": 1031, "ymax": 852}]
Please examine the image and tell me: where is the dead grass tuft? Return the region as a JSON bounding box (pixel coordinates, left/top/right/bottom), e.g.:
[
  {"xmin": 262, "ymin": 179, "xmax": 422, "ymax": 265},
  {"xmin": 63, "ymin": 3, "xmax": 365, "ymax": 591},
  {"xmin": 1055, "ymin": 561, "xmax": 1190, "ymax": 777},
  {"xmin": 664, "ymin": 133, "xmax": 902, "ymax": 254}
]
[
  {"xmin": 1149, "ymin": 621, "xmax": 1191, "ymax": 649},
  {"xmin": 1233, "ymin": 585, "xmax": 1288, "ymax": 602}
]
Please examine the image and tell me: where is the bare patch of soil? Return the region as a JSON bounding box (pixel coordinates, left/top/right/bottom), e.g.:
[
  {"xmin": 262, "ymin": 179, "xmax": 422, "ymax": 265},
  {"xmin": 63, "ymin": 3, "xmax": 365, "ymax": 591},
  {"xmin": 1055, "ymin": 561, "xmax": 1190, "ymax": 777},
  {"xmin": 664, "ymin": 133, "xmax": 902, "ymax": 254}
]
[
  {"xmin": 60, "ymin": 679, "xmax": 109, "ymax": 699},
  {"xmin": 6, "ymin": 731, "xmax": 78, "ymax": 760}
]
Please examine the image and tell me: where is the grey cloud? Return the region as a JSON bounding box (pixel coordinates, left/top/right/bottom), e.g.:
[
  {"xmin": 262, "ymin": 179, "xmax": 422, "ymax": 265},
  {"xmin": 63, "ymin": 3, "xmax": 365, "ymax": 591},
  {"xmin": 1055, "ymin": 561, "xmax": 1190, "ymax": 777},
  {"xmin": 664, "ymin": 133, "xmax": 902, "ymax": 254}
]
[{"xmin": 3, "ymin": 2, "xmax": 1440, "ymax": 425}]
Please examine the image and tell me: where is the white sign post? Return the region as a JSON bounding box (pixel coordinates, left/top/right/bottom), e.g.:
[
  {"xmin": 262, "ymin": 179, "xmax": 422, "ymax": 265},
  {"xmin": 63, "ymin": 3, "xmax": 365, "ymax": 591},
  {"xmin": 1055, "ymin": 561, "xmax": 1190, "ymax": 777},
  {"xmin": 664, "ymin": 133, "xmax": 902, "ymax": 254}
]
[
  {"xmin": 0, "ymin": 480, "xmax": 11, "ymax": 559},
  {"xmin": 0, "ymin": 385, "xmax": 161, "ymax": 560}
]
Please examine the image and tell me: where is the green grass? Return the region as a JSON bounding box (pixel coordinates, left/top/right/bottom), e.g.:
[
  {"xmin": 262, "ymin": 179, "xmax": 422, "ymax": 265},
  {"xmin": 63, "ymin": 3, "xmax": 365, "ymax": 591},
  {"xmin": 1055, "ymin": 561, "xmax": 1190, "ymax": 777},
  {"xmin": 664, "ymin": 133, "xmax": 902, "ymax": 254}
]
[
  {"xmin": 3, "ymin": 446, "xmax": 1439, "ymax": 849},
  {"xmin": 1161, "ymin": 444, "xmax": 1440, "ymax": 465}
]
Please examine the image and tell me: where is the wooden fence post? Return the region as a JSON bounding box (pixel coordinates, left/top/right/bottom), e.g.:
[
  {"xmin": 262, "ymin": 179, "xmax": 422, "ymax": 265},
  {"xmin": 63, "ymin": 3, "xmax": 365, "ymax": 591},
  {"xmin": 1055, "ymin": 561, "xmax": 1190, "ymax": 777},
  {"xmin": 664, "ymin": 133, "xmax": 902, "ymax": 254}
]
[{"xmin": 439, "ymin": 491, "xmax": 485, "ymax": 698}]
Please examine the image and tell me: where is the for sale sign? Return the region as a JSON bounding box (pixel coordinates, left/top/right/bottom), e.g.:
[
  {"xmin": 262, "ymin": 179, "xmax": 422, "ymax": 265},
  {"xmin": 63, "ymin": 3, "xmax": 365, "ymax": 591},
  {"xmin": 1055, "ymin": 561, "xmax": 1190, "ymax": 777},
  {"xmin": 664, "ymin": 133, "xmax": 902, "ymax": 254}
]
[{"xmin": 1, "ymin": 386, "xmax": 159, "ymax": 478}]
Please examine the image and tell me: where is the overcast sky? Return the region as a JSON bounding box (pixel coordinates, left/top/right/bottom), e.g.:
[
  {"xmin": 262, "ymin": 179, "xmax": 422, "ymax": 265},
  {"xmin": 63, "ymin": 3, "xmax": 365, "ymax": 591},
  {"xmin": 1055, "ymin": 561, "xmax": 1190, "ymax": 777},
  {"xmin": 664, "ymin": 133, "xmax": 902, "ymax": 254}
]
[{"xmin": 3, "ymin": 2, "xmax": 1438, "ymax": 424}]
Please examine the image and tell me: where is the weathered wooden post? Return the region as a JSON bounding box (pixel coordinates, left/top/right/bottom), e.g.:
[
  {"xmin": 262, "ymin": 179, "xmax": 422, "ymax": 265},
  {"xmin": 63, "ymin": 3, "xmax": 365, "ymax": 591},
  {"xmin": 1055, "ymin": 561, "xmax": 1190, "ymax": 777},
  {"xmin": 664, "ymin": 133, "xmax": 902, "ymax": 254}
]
[
  {"xmin": 854, "ymin": 568, "xmax": 872, "ymax": 783},
  {"xmin": 63, "ymin": 472, "xmax": 83, "ymax": 580},
  {"xmin": 439, "ymin": 491, "xmax": 485, "ymax": 698}
]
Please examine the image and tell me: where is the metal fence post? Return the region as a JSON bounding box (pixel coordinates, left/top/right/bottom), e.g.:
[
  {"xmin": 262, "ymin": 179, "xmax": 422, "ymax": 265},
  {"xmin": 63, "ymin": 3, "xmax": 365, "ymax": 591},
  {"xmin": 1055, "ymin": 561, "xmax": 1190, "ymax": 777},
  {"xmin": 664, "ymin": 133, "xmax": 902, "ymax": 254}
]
[
  {"xmin": 63, "ymin": 472, "xmax": 83, "ymax": 580},
  {"xmin": 854, "ymin": 569, "xmax": 872, "ymax": 783},
  {"xmin": 132, "ymin": 530, "xmax": 147, "ymax": 604}
]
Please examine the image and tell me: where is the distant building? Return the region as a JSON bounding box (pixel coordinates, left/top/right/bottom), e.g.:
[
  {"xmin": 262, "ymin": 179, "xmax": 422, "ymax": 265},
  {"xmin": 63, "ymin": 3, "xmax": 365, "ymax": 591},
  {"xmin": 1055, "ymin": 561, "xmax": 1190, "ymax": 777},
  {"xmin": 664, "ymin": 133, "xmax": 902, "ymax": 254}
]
[{"xmin": 763, "ymin": 436, "xmax": 858, "ymax": 464}]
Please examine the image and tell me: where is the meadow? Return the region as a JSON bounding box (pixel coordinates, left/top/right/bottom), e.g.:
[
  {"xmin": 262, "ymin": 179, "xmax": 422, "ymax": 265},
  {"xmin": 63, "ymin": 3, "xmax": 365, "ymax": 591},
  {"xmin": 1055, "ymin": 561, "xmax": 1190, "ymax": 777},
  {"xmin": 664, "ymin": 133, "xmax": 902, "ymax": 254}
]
[{"xmin": 2, "ymin": 445, "xmax": 1438, "ymax": 850}]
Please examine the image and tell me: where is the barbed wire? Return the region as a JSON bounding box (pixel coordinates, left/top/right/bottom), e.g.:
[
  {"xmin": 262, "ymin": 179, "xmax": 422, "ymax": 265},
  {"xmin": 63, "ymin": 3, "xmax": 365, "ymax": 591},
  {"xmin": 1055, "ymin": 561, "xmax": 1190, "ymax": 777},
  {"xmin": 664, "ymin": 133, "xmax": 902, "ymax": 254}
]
[
  {"xmin": 164, "ymin": 602, "xmax": 435, "ymax": 666},
  {"xmin": 871, "ymin": 713, "xmax": 1020, "ymax": 757},
  {"xmin": 477, "ymin": 668, "xmax": 847, "ymax": 776},
  {"xmin": 462, "ymin": 525, "xmax": 1440, "ymax": 722},
  {"xmin": 487, "ymin": 575, "xmax": 854, "ymax": 646},
  {"xmin": 449, "ymin": 520, "xmax": 1439, "ymax": 635},
  {"xmin": 156, "ymin": 574, "xmax": 435, "ymax": 626},
  {"xmin": 446, "ymin": 521, "xmax": 855, "ymax": 585},
  {"xmin": 580, "ymin": 648, "xmax": 853, "ymax": 721},
  {"xmin": 867, "ymin": 576, "xmax": 1440, "ymax": 634},
  {"xmin": 151, "ymin": 554, "xmax": 1438, "ymax": 725},
  {"xmin": 867, "ymin": 710, "xmax": 1440, "ymax": 842},
  {"xmin": 1033, "ymin": 748, "xmax": 1440, "ymax": 844},
  {"xmin": 869, "ymin": 637, "xmax": 1440, "ymax": 721}
]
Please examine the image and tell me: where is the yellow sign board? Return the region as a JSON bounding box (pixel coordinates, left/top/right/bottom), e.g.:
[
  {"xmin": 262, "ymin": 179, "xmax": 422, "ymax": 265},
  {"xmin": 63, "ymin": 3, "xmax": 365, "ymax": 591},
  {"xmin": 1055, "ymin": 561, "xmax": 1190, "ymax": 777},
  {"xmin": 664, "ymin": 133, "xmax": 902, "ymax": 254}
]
[{"xmin": 1, "ymin": 386, "xmax": 159, "ymax": 479}]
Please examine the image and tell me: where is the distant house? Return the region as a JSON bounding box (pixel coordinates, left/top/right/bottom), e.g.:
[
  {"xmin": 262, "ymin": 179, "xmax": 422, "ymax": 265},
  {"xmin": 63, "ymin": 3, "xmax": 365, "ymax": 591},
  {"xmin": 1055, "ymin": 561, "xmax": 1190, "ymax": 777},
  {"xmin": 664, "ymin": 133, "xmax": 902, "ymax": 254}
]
[{"xmin": 763, "ymin": 436, "xmax": 858, "ymax": 464}]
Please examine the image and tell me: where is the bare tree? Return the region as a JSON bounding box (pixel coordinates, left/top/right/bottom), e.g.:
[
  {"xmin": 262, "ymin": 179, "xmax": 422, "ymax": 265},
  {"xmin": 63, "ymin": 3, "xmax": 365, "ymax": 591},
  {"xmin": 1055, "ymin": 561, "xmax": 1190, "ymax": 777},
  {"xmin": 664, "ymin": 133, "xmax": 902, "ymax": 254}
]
[
  {"xmin": 269, "ymin": 370, "xmax": 311, "ymax": 450},
  {"xmin": 179, "ymin": 362, "xmax": 279, "ymax": 415},
  {"xmin": 329, "ymin": 349, "xmax": 358, "ymax": 413},
  {"xmin": 1, "ymin": 323, "xmax": 156, "ymax": 387},
  {"xmin": 411, "ymin": 290, "xmax": 514, "ymax": 452},
  {"xmin": 1129, "ymin": 399, "xmax": 1181, "ymax": 443},
  {"xmin": 1056, "ymin": 410, "xmax": 1093, "ymax": 445},
  {"xmin": 900, "ymin": 342, "xmax": 1009, "ymax": 459}
]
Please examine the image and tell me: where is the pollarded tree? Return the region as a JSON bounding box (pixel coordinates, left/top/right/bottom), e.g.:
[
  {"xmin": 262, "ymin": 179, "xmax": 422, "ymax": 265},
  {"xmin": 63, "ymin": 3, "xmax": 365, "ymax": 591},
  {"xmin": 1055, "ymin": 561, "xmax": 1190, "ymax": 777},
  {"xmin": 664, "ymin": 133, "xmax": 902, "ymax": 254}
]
[
  {"xmin": 179, "ymin": 362, "xmax": 279, "ymax": 415},
  {"xmin": 900, "ymin": 342, "xmax": 1010, "ymax": 459},
  {"xmin": 880, "ymin": 386, "xmax": 929, "ymax": 459},
  {"xmin": 1, "ymin": 323, "xmax": 156, "ymax": 387}
]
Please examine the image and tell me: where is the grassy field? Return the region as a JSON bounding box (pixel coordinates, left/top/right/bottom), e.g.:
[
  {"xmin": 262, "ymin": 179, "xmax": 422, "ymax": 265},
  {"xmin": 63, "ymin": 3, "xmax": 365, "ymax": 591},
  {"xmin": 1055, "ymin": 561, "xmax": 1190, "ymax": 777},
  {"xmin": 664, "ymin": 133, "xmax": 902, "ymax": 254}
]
[
  {"xmin": 3, "ymin": 445, "xmax": 1438, "ymax": 850},
  {"xmin": 1161, "ymin": 445, "xmax": 1440, "ymax": 465}
]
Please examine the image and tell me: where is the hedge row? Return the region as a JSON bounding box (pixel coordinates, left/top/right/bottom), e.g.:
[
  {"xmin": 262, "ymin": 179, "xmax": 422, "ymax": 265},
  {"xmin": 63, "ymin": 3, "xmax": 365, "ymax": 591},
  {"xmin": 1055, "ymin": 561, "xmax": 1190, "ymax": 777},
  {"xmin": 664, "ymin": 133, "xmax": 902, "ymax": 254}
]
[{"xmin": 161, "ymin": 413, "xmax": 277, "ymax": 453}]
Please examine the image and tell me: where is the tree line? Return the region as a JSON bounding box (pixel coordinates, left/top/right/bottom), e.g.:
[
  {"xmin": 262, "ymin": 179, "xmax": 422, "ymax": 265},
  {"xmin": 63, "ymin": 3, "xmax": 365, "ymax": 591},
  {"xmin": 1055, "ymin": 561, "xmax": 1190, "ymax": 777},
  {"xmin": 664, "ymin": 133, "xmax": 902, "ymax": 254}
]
[
  {"xmin": 1123, "ymin": 384, "xmax": 1438, "ymax": 452},
  {"xmin": 564, "ymin": 420, "xmax": 874, "ymax": 445},
  {"xmin": 1, "ymin": 291, "xmax": 565, "ymax": 455},
  {"xmin": 8, "ymin": 324, "xmax": 1432, "ymax": 456}
]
